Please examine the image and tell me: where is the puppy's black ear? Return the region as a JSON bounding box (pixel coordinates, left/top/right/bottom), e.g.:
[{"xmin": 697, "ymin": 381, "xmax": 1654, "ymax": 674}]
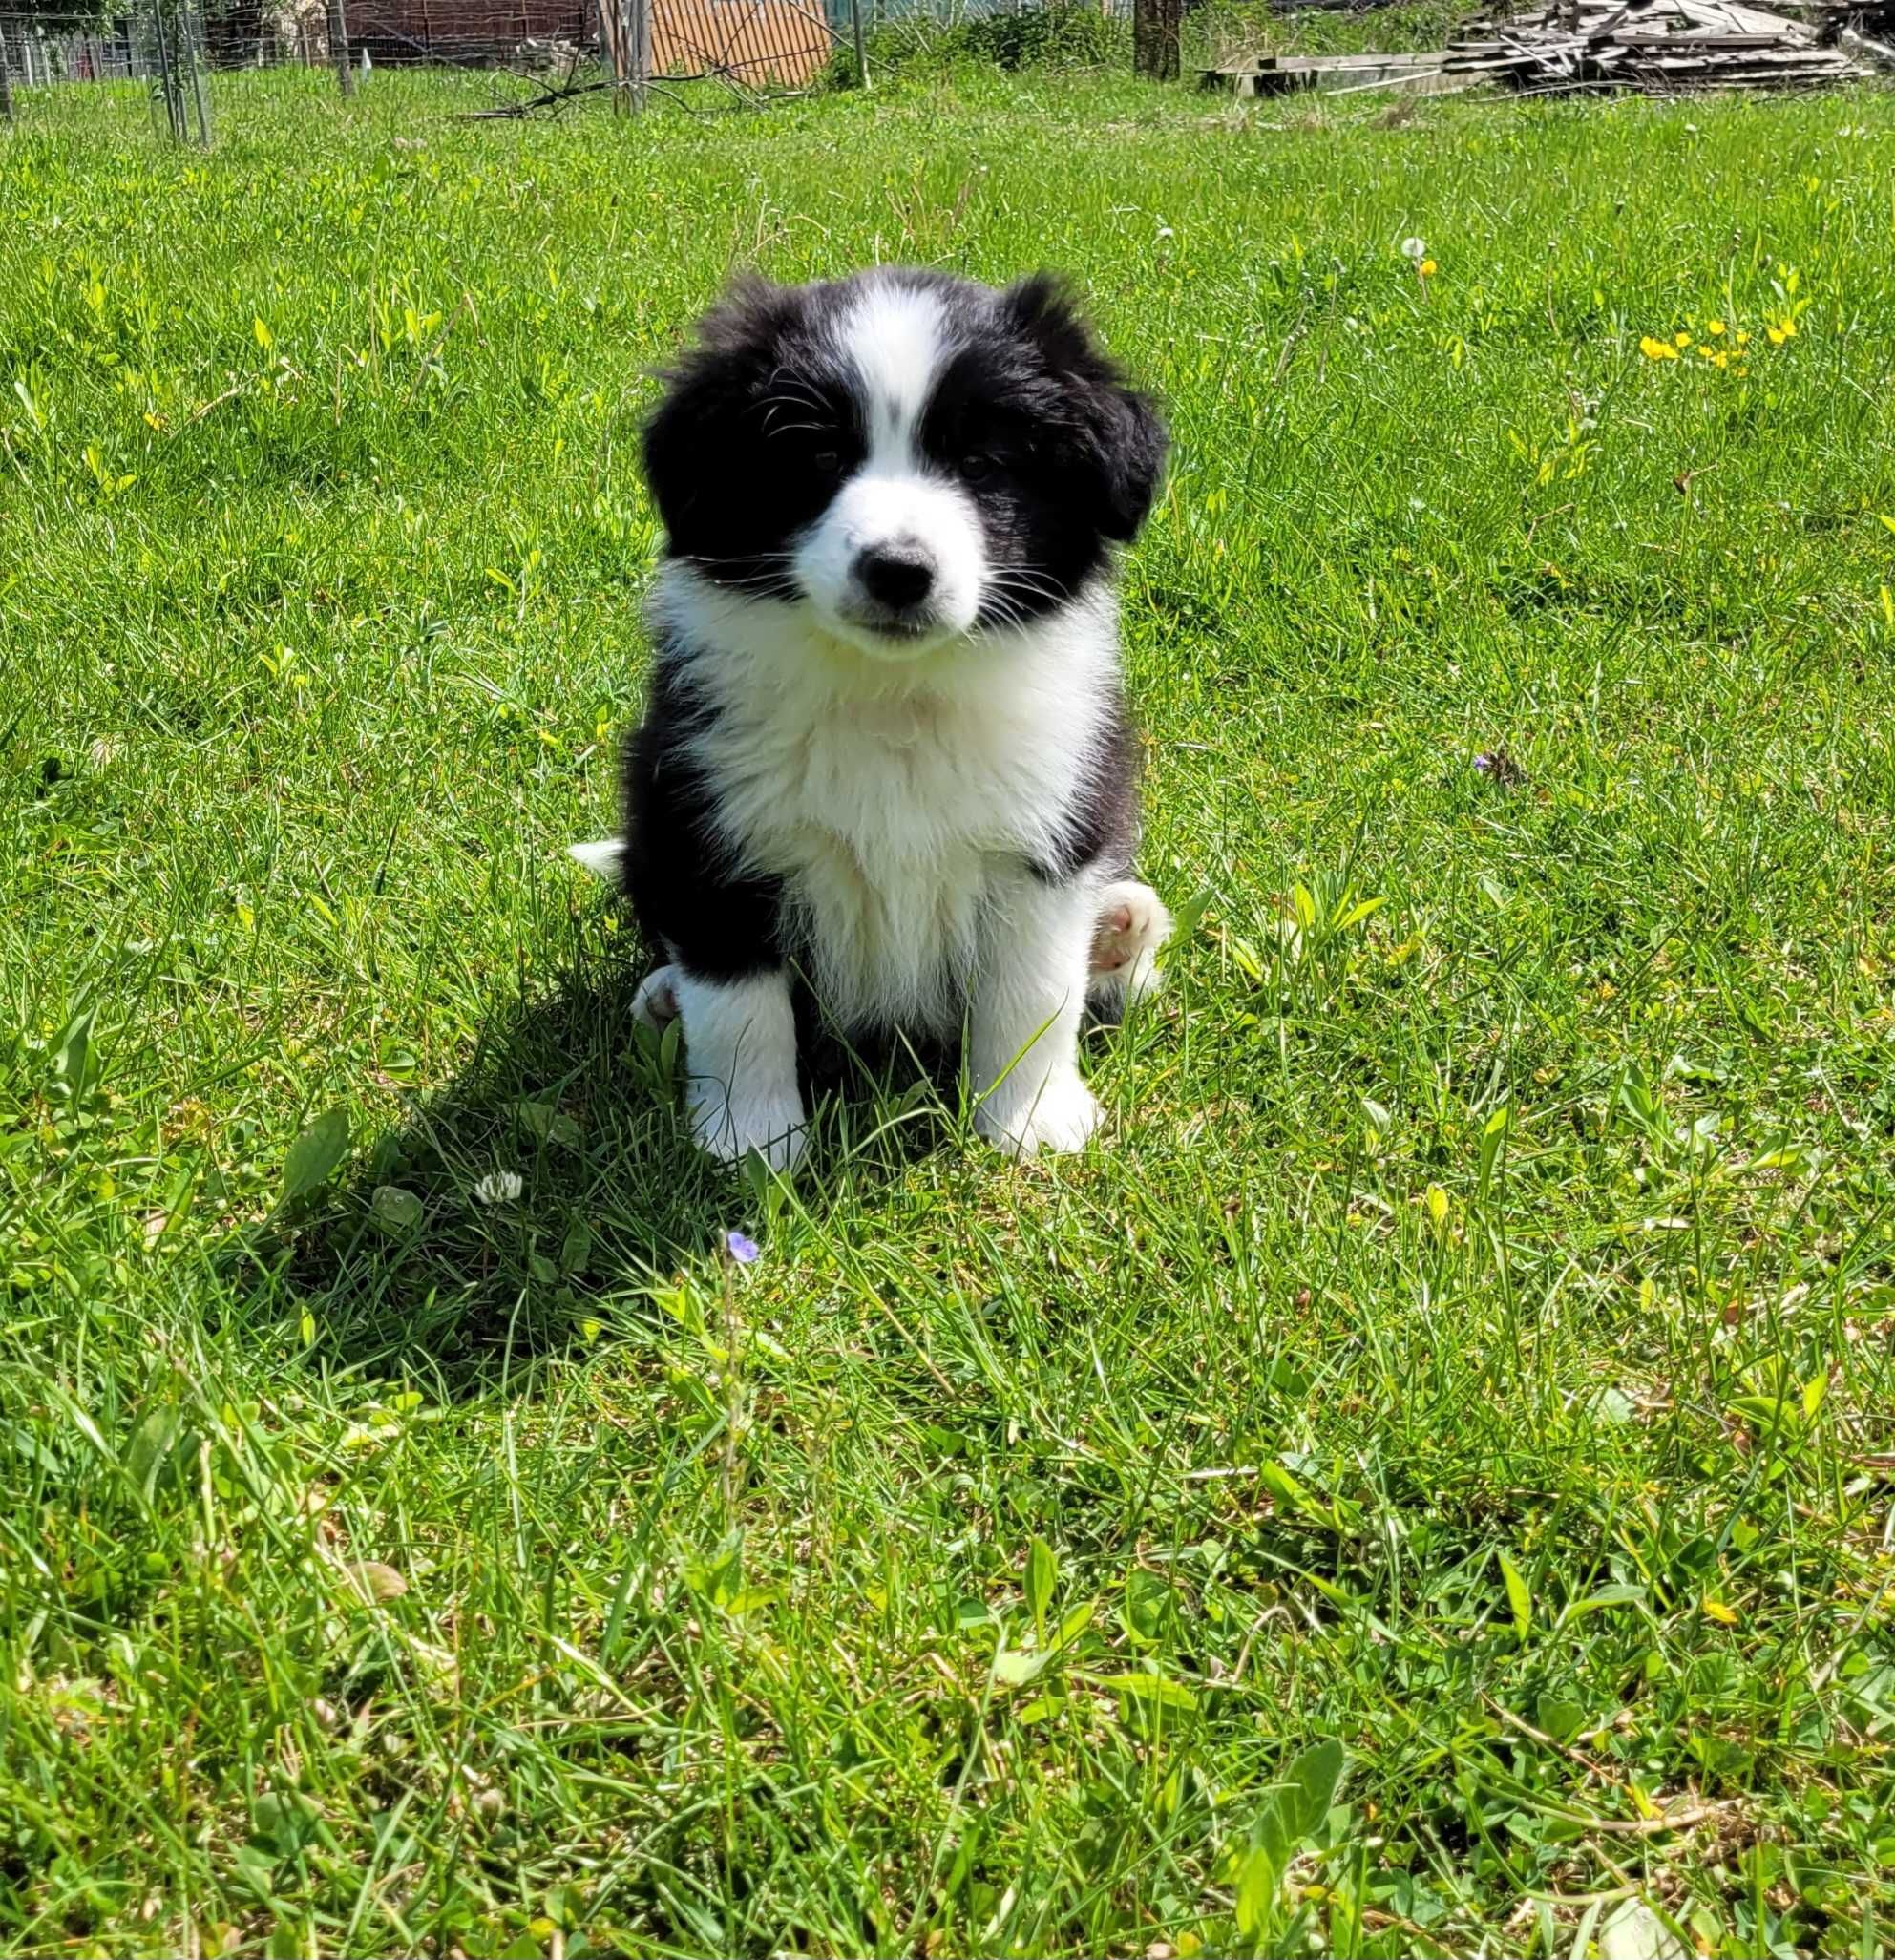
[
  {"xmin": 642, "ymin": 273, "xmax": 794, "ymax": 551},
  {"xmin": 1092, "ymin": 380, "xmax": 1168, "ymax": 542},
  {"xmin": 1000, "ymin": 272, "xmax": 1168, "ymax": 542}
]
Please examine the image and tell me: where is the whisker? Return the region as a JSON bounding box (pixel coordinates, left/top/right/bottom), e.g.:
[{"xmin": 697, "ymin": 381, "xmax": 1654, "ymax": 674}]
[{"xmin": 983, "ymin": 572, "xmax": 1073, "ymax": 608}]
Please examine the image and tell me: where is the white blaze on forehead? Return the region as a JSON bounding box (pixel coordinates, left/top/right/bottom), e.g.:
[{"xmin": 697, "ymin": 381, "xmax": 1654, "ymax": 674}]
[
  {"xmin": 796, "ymin": 277, "xmax": 986, "ymax": 654},
  {"xmin": 837, "ymin": 282, "xmax": 952, "ymax": 466}
]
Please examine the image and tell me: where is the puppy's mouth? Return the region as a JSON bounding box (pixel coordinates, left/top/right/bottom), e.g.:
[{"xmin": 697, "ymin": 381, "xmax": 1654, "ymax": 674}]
[
  {"xmin": 848, "ymin": 607, "xmax": 935, "ymax": 643},
  {"xmin": 824, "ymin": 606, "xmax": 953, "ymax": 662}
]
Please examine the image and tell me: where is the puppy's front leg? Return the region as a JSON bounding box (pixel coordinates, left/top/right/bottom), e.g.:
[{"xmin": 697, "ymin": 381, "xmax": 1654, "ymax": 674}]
[
  {"xmin": 672, "ymin": 969, "xmax": 807, "ymax": 1172},
  {"xmin": 972, "ymin": 875, "xmax": 1102, "ymax": 1158}
]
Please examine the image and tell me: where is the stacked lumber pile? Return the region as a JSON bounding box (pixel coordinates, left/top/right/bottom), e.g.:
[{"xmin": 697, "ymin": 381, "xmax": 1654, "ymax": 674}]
[{"xmin": 1444, "ymin": 0, "xmax": 1866, "ymax": 90}]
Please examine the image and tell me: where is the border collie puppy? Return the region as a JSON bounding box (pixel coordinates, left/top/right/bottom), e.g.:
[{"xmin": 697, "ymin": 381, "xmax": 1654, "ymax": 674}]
[{"xmin": 572, "ymin": 267, "xmax": 1171, "ymax": 1170}]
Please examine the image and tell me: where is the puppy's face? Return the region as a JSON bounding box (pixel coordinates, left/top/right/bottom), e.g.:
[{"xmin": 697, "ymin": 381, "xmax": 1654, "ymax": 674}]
[{"xmin": 642, "ymin": 270, "xmax": 1166, "ymax": 661}]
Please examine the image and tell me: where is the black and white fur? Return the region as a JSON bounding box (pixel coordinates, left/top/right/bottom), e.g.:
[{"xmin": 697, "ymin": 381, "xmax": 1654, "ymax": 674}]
[{"xmin": 572, "ymin": 267, "xmax": 1171, "ymax": 1170}]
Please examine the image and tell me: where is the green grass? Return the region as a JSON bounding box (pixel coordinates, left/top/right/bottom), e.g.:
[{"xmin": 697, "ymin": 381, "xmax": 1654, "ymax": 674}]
[
  {"xmin": 5, "ymin": 59, "xmax": 1895, "ymax": 1960},
  {"xmin": 1187, "ymin": 0, "xmax": 1474, "ymax": 64}
]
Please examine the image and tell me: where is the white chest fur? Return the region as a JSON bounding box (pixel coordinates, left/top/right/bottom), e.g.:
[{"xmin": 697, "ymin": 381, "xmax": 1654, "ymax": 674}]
[{"xmin": 659, "ymin": 569, "xmax": 1119, "ymax": 1031}]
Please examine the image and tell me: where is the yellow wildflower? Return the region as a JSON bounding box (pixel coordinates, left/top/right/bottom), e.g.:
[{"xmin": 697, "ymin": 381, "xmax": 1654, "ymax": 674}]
[
  {"xmin": 1708, "ymin": 319, "xmax": 1726, "ymax": 335},
  {"xmin": 1674, "ymin": 330, "xmax": 1693, "ymax": 348},
  {"xmin": 1640, "ymin": 335, "xmax": 1680, "ymax": 361},
  {"xmin": 1419, "ymin": 258, "xmax": 1437, "ymax": 277},
  {"xmin": 1736, "ymin": 330, "xmax": 1752, "ymax": 346}
]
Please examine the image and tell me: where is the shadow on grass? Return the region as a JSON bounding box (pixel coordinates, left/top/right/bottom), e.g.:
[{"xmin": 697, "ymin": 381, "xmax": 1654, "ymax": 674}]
[{"xmin": 254, "ymin": 940, "xmax": 958, "ymax": 1397}]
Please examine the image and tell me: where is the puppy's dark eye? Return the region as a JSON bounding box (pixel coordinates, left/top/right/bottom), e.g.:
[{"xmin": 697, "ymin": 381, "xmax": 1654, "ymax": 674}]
[
  {"xmin": 962, "ymin": 452, "xmax": 1002, "ymax": 485},
  {"xmin": 811, "ymin": 448, "xmax": 843, "ymax": 475}
]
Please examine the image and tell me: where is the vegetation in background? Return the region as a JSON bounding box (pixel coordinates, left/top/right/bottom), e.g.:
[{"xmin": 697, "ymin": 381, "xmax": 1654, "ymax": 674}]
[
  {"xmin": 1187, "ymin": 0, "xmax": 1476, "ymax": 63},
  {"xmin": 3, "ymin": 62, "xmax": 1895, "ymax": 1960},
  {"xmin": 829, "ymin": 0, "xmax": 1130, "ymax": 85},
  {"xmin": 832, "ymin": 2, "xmax": 1510, "ymax": 95}
]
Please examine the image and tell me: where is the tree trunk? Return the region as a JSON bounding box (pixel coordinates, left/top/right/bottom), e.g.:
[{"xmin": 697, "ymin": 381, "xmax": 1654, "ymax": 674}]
[
  {"xmin": 628, "ymin": 0, "xmax": 648, "ymax": 109},
  {"xmin": 1133, "ymin": 0, "xmax": 1179, "ymax": 79},
  {"xmin": 183, "ymin": 0, "xmax": 213, "ymax": 142},
  {"xmin": 327, "ymin": 0, "xmax": 355, "ymax": 94},
  {"xmin": 599, "ymin": 0, "xmax": 627, "ymax": 105}
]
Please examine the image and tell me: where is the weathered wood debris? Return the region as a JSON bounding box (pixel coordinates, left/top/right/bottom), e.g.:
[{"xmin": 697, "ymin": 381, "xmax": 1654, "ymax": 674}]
[
  {"xmin": 1445, "ymin": 0, "xmax": 1866, "ymax": 91},
  {"xmin": 1202, "ymin": 0, "xmax": 1880, "ymax": 95}
]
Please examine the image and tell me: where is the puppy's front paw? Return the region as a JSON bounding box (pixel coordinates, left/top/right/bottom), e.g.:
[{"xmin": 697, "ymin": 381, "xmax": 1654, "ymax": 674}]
[
  {"xmin": 687, "ymin": 1082, "xmax": 808, "ymax": 1172},
  {"xmin": 976, "ymin": 1069, "xmax": 1103, "ymax": 1159}
]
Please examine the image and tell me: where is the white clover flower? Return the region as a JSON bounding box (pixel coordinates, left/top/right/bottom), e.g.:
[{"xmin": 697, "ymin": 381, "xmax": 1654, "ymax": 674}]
[{"xmin": 473, "ymin": 1170, "xmax": 523, "ymax": 1207}]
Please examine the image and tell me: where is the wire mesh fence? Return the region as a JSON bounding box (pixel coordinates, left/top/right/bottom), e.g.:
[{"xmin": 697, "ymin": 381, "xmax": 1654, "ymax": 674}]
[
  {"xmin": 0, "ymin": 0, "xmax": 1134, "ymax": 130},
  {"xmin": 0, "ymin": 3, "xmax": 824, "ymax": 91},
  {"xmin": 0, "ymin": 7, "xmax": 224, "ymax": 133}
]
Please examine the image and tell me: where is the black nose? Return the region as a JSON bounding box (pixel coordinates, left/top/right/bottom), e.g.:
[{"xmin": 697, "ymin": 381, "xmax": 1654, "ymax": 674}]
[{"xmin": 854, "ymin": 541, "xmax": 936, "ymax": 611}]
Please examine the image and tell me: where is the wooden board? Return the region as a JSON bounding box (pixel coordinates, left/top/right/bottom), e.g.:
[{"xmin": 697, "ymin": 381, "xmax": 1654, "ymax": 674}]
[{"xmin": 1200, "ymin": 50, "xmax": 1448, "ymax": 94}]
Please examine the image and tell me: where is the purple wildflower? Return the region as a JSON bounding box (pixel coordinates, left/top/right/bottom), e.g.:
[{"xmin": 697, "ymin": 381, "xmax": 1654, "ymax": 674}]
[
  {"xmin": 722, "ymin": 1229, "xmax": 761, "ymax": 1266},
  {"xmin": 1472, "ymin": 748, "xmax": 1527, "ymax": 788}
]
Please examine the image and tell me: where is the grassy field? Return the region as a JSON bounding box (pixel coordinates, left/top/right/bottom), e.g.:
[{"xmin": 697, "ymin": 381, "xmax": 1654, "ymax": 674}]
[{"xmin": 5, "ymin": 59, "xmax": 1895, "ymax": 1959}]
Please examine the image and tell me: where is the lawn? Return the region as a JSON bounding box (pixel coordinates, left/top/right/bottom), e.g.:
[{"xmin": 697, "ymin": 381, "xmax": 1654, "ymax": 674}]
[{"xmin": 4, "ymin": 57, "xmax": 1895, "ymax": 1959}]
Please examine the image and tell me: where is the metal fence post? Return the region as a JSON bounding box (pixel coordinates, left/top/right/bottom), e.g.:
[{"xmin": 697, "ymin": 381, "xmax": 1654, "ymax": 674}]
[
  {"xmin": 630, "ymin": 0, "xmax": 648, "ymax": 110},
  {"xmin": 851, "ymin": 0, "xmax": 868, "ymax": 88},
  {"xmin": 0, "ymin": 27, "xmax": 13, "ymax": 123},
  {"xmin": 327, "ymin": 0, "xmax": 355, "ymax": 95}
]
